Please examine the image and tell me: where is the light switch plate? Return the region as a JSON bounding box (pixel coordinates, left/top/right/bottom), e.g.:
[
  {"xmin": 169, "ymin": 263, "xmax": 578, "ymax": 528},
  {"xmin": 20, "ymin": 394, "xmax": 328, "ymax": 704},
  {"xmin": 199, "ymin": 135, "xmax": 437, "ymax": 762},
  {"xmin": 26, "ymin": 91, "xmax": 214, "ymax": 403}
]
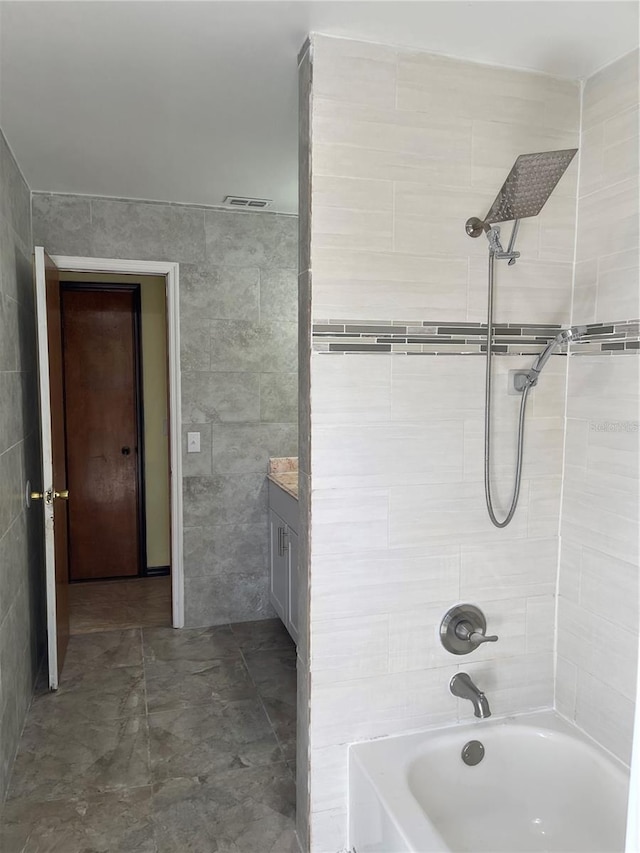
[{"xmin": 187, "ymin": 431, "xmax": 200, "ymax": 453}]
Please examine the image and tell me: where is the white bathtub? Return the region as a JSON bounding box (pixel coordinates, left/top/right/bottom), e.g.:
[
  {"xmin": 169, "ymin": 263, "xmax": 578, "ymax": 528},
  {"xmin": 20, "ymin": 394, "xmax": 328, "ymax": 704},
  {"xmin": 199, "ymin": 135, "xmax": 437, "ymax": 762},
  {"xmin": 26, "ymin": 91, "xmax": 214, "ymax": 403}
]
[{"xmin": 349, "ymin": 710, "xmax": 629, "ymax": 853}]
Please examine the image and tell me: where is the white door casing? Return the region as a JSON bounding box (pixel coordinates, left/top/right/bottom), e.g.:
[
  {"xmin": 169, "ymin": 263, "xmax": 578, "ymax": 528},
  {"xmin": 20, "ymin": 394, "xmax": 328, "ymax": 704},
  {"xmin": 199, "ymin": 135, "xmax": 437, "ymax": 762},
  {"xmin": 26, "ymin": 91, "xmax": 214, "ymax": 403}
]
[{"xmin": 49, "ymin": 255, "xmax": 184, "ymax": 628}]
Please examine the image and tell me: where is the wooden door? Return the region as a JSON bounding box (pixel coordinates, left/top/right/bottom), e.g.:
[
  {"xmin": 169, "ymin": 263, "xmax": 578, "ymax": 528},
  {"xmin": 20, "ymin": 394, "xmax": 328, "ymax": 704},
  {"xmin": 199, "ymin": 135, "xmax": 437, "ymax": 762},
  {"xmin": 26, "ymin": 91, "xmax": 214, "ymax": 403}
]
[
  {"xmin": 61, "ymin": 285, "xmax": 143, "ymax": 580},
  {"xmin": 34, "ymin": 247, "xmax": 70, "ymax": 688}
]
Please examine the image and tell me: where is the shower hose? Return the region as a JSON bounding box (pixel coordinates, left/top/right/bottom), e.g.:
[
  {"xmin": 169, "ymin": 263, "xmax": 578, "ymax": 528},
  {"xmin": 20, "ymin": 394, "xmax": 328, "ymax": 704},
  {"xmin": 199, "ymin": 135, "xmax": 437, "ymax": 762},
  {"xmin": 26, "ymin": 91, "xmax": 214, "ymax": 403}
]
[{"xmin": 484, "ymin": 249, "xmax": 532, "ymax": 528}]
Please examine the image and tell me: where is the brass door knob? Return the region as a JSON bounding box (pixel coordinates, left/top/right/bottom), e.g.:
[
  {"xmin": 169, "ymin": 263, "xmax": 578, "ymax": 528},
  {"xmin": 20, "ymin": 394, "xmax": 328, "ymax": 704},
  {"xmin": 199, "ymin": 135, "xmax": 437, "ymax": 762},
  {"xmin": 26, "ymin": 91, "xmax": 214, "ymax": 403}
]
[
  {"xmin": 30, "ymin": 490, "xmax": 44, "ymax": 501},
  {"xmin": 54, "ymin": 490, "xmax": 69, "ymax": 500}
]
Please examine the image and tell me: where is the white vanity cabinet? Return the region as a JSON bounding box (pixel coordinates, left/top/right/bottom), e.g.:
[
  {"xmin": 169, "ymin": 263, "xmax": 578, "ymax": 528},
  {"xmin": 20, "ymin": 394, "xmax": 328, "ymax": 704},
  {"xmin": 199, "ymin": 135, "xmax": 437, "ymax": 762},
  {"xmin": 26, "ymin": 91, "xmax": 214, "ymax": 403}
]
[{"xmin": 268, "ymin": 480, "xmax": 299, "ymax": 645}]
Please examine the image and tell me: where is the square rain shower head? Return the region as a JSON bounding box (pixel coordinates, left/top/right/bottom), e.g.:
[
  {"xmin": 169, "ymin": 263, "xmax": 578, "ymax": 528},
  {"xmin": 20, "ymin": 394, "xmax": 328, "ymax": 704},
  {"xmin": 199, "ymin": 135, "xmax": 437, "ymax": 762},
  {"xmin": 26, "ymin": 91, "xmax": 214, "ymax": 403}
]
[{"xmin": 484, "ymin": 148, "xmax": 578, "ymax": 224}]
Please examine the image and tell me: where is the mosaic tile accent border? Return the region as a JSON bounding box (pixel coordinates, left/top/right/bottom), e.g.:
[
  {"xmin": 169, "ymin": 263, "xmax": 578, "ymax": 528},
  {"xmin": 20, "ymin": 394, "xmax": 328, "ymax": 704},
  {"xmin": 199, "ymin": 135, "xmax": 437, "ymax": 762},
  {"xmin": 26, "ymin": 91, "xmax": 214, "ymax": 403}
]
[{"xmin": 312, "ymin": 319, "xmax": 640, "ymax": 355}]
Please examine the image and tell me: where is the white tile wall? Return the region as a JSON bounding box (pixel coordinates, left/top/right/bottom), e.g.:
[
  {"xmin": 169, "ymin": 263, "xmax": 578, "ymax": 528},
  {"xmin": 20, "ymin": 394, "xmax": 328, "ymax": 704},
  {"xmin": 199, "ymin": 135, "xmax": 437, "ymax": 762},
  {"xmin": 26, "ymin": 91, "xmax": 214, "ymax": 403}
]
[
  {"xmin": 557, "ymin": 49, "xmax": 639, "ymax": 767},
  {"xmin": 304, "ymin": 34, "xmax": 582, "ymax": 852}
]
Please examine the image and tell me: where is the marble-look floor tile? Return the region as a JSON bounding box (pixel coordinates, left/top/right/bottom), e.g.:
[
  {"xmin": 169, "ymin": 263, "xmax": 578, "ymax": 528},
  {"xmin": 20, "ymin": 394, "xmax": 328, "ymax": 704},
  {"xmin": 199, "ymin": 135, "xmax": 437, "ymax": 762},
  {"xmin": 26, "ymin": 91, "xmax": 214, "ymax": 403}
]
[
  {"xmin": 62, "ymin": 629, "xmax": 143, "ymax": 677},
  {"xmin": 69, "ymin": 577, "xmax": 171, "ymax": 635},
  {"xmin": 243, "ymin": 648, "xmax": 297, "ymax": 697},
  {"xmin": 145, "ymin": 655, "xmax": 255, "ymax": 712},
  {"xmin": 262, "ymin": 694, "xmax": 297, "ymax": 762},
  {"xmin": 28, "ymin": 666, "xmax": 145, "ymax": 723},
  {"xmin": 148, "ymin": 699, "xmax": 283, "ymax": 780},
  {"xmin": 7, "ymin": 716, "xmax": 150, "ymax": 802},
  {"xmin": 0, "ymin": 786, "xmax": 155, "ymax": 853},
  {"xmin": 143, "ymin": 625, "xmax": 238, "ymax": 663},
  {"xmin": 244, "ymin": 649, "xmax": 297, "ymax": 763},
  {"xmin": 152, "ymin": 764, "xmax": 296, "ymax": 853},
  {"xmin": 230, "ymin": 618, "xmax": 295, "ymax": 653}
]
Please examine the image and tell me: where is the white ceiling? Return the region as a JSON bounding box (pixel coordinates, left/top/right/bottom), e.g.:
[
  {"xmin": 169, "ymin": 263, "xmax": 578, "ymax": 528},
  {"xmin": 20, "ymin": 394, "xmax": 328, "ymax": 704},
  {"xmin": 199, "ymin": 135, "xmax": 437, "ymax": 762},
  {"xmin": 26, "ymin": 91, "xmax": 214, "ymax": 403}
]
[{"xmin": 1, "ymin": 1, "xmax": 637, "ymax": 214}]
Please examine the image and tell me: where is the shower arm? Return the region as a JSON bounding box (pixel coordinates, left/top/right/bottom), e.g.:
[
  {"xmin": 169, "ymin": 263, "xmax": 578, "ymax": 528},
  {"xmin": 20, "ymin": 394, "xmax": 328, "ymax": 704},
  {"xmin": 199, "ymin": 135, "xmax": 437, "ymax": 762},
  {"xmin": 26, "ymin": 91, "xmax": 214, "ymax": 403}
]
[{"xmin": 465, "ymin": 216, "xmax": 521, "ymax": 264}]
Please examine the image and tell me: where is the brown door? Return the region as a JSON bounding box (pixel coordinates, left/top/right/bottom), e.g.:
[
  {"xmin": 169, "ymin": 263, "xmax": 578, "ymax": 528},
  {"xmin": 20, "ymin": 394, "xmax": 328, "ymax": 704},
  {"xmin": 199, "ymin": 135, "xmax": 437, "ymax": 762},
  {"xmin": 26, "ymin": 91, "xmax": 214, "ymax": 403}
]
[{"xmin": 61, "ymin": 285, "xmax": 143, "ymax": 580}]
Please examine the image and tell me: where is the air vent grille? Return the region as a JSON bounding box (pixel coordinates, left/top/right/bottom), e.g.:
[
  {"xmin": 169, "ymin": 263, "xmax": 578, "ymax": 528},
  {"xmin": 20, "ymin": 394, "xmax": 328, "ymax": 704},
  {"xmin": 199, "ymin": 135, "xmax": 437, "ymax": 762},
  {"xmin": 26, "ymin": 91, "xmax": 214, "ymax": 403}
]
[{"xmin": 223, "ymin": 196, "xmax": 272, "ymax": 209}]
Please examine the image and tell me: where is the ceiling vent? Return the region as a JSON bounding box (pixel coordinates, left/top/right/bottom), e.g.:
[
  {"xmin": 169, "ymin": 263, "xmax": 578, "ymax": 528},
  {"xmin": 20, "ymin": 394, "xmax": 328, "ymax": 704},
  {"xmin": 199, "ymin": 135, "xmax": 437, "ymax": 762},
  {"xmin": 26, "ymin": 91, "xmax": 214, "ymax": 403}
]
[{"xmin": 223, "ymin": 195, "xmax": 272, "ymax": 210}]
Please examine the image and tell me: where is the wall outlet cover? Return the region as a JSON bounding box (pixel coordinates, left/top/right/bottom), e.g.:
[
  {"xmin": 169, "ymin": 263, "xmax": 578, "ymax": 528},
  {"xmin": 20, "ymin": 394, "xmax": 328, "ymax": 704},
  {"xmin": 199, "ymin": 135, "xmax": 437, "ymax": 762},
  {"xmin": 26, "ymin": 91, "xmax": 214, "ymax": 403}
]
[{"xmin": 187, "ymin": 431, "xmax": 200, "ymax": 453}]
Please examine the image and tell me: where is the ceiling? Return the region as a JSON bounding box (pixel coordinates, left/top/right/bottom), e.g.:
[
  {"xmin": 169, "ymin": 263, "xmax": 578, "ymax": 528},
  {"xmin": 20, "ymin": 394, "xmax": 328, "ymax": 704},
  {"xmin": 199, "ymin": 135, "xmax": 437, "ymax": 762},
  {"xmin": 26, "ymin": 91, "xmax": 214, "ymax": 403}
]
[{"xmin": 0, "ymin": 1, "xmax": 637, "ymax": 214}]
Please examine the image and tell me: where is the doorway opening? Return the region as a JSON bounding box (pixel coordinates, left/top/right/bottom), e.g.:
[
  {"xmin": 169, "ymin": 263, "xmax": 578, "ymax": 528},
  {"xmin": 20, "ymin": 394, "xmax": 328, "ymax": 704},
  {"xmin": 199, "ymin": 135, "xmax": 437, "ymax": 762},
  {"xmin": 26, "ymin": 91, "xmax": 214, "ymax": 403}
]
[{"xmin": 59, "ymin": 272, "xmax": 172, "ymax": 635}]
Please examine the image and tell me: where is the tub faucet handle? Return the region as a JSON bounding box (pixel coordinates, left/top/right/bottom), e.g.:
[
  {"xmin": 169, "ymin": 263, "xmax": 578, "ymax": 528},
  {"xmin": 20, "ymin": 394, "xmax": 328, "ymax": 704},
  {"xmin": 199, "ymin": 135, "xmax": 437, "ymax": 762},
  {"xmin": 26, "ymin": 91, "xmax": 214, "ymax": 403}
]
[
  {"xmin": 440, "ymin": 604, "xmax": 498, "ymax": 655},
  {"xmin": 455, "ymin": 621, "xmax": 499, "ymax": 646}
]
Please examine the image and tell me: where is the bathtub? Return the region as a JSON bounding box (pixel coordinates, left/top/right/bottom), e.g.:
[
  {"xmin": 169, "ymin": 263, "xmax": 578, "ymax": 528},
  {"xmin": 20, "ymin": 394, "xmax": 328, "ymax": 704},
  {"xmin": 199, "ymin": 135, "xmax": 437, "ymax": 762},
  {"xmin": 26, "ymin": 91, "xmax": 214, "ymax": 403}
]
[{"xmin": 349, "ymin": 710, "xmax": 629, "ymax": 853}]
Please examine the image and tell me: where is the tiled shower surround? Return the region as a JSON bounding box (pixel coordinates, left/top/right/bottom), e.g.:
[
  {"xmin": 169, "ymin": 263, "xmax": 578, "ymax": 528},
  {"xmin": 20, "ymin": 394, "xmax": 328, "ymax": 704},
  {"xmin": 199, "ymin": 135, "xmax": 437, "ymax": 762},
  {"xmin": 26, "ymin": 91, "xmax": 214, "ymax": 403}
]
[
  {"xmin": 31, "ymin": 195, "xmax": 298, "ymax": 627},
  {"xmin": 297, "ymin": 36, "xmax": 639, "ymax": 852}
]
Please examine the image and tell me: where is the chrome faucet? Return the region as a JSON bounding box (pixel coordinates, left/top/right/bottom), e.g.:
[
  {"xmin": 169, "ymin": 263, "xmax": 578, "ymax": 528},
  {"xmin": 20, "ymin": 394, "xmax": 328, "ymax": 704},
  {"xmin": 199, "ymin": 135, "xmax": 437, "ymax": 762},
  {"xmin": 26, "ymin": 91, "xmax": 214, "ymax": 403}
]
[{"xmin": 450, "ymin": 673, "xmax": 491, "ymax": 719}]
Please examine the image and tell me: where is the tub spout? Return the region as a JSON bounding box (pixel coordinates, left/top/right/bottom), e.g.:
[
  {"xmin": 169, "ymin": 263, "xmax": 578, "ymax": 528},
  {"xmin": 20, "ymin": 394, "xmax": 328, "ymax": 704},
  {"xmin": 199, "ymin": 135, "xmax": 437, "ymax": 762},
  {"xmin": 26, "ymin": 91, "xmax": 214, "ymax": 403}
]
[{"xmin": 450, "ymin": 673, "xmax": 491, "ymax": 719}]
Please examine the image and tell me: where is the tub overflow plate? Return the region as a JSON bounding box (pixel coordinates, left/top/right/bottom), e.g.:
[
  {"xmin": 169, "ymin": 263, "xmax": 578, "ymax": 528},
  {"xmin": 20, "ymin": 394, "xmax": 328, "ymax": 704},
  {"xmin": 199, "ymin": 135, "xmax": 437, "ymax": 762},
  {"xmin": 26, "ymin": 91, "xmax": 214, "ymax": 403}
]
[{"xmin": 461, "ymin": 740, "xmax": 484, "ymax": 766}]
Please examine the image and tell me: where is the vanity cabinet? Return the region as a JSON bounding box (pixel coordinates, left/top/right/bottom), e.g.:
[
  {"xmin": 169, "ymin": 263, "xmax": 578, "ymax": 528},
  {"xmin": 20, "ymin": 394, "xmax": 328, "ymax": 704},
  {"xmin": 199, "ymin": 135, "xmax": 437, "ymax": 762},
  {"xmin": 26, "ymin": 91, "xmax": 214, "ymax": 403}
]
[{"xmin": 268, "ymin": 481, "xmax": 299, "ymax": 645}]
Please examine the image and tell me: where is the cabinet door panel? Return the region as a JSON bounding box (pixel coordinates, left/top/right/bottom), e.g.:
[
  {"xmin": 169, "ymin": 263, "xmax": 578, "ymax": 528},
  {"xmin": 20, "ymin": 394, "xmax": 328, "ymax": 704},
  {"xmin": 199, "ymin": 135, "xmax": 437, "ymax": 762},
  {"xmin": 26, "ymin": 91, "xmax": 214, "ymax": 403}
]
[
  {"xmin": 269, "ymin": 508, "xmax": 288, "ymax": 621},
  {"xmin": 287, "ymin": 528, "xmax": 299, "ymax": 645}
]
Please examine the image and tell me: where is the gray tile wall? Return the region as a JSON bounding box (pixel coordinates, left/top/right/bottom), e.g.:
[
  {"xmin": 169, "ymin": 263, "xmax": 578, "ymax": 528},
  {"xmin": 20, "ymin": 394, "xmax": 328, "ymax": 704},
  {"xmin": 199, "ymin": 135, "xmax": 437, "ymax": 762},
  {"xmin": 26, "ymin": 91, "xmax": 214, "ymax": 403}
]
[
  {"xmin": 0, "ymin": 131, "xmax": 46, "ymax": 801},
  {"xmin": 31, "ymin": 194, "xmax": 298, "ymax": 627}
]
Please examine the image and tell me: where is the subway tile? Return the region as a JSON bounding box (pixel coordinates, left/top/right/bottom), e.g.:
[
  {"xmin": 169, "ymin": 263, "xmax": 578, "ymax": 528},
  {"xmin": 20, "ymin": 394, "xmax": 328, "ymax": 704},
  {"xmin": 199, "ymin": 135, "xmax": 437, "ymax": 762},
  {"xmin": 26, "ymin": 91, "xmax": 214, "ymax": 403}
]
[
  {"xmin": 576, "ymin": 177, "xmax": 639, "ymax": 263},
  {"xmin": 389, "ymin": 480, "xmax": 529, "ymax": 547},
  {"xmin": 525, "ymin": 595, "xmax": 556, "ymax": 653},
  {"xmin": 460, "ymin": 538, "xmax": 558, "ymax": 601},
  {"xmin": 555, "ymin": 655, "xmax": 578, "ymax": 719},
  {"xmin": 574, "ymin": 670, "xmax": 635, "ymax": 765},
  {"xmin": 397, "ymin": 50, "xmax": 578, "ymax": 132},
  {"xmin": 312, "ymin": 421, "xmax": 464, "ymax": 488},
  {"xmin": 313, "ymin": 205, "xmax": 393, "ymax": 252},
  {"xmin": 310, "ymin": 488, "xmax": 389, "ymax": 556},
  {"xmin": 582, "ymin": 48, "xmax": 639, "ymax": 131},
  {"xmin": 312, "ymin": 614, "xmax": 389, "ymax": 684},
  {"xmin": 311, "ymin": 353, "xmax": 392, "ymax": 424},
  {"xmin": 312, "ymin": 175, "xmax": 393, "ymax": 211},
  {"xmin": 468, "ymin": 256, "xmax": 573, "ymax": 325},
  {"xmin": 311, "ymin": 547, "xmax": 459, "ymax": 620},
  {"xmin": 312, "ymin": 35, "xmax": 397, "ymax": 109},
  {"xmin": 312, "ymin": 246, "xmax": 468, "ymax": 322},
  {"xmin": 309, "ymin": 806, "xmax": 348, "ymax": 853},
  {"xmin": 311, "ymin": 665, "xmax": 456, "ymax": 748},
  {"xmin": 557, "ymin": 598, "xmax": 637, "ymax": 702},
  {"xmin": 462, "ymin": 652, "xmax": 554, "ymax": 718},
  {"xmin": 308, "ymin": 744, "xmax": 347, "ymax": 813},
  {"xmin": 579, "ymin": 546, "xmax": 639, "ymax": 628}
]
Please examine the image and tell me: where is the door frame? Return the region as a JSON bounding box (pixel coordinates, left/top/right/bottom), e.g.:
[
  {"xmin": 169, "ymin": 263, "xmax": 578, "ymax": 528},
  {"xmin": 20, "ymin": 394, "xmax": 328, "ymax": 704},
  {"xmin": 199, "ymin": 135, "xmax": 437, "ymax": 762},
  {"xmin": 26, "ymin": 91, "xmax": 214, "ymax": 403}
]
[{"xmin": 51, "ymin": 255, "xmax": 184, "ymax": 627}]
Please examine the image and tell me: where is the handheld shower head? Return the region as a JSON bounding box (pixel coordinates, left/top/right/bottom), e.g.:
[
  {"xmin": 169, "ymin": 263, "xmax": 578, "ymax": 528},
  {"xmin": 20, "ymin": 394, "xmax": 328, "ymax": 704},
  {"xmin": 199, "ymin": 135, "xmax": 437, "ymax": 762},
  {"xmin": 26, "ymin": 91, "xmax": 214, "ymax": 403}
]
[{"xmin": 527, "ymin": 325, "xmax": 587, "ymax": 385}]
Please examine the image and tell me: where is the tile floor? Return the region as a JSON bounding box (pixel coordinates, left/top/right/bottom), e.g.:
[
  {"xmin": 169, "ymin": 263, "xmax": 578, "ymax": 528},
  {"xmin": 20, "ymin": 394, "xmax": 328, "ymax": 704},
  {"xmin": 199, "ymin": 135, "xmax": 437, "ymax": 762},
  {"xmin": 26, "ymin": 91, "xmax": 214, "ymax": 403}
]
[
  {"xmin": 69, "ymin": 576, "xmax": 172, "ymax": 634},
  {"xmin": 0, "ymin": 610, "xmax": 298, "ymax": 852}
]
